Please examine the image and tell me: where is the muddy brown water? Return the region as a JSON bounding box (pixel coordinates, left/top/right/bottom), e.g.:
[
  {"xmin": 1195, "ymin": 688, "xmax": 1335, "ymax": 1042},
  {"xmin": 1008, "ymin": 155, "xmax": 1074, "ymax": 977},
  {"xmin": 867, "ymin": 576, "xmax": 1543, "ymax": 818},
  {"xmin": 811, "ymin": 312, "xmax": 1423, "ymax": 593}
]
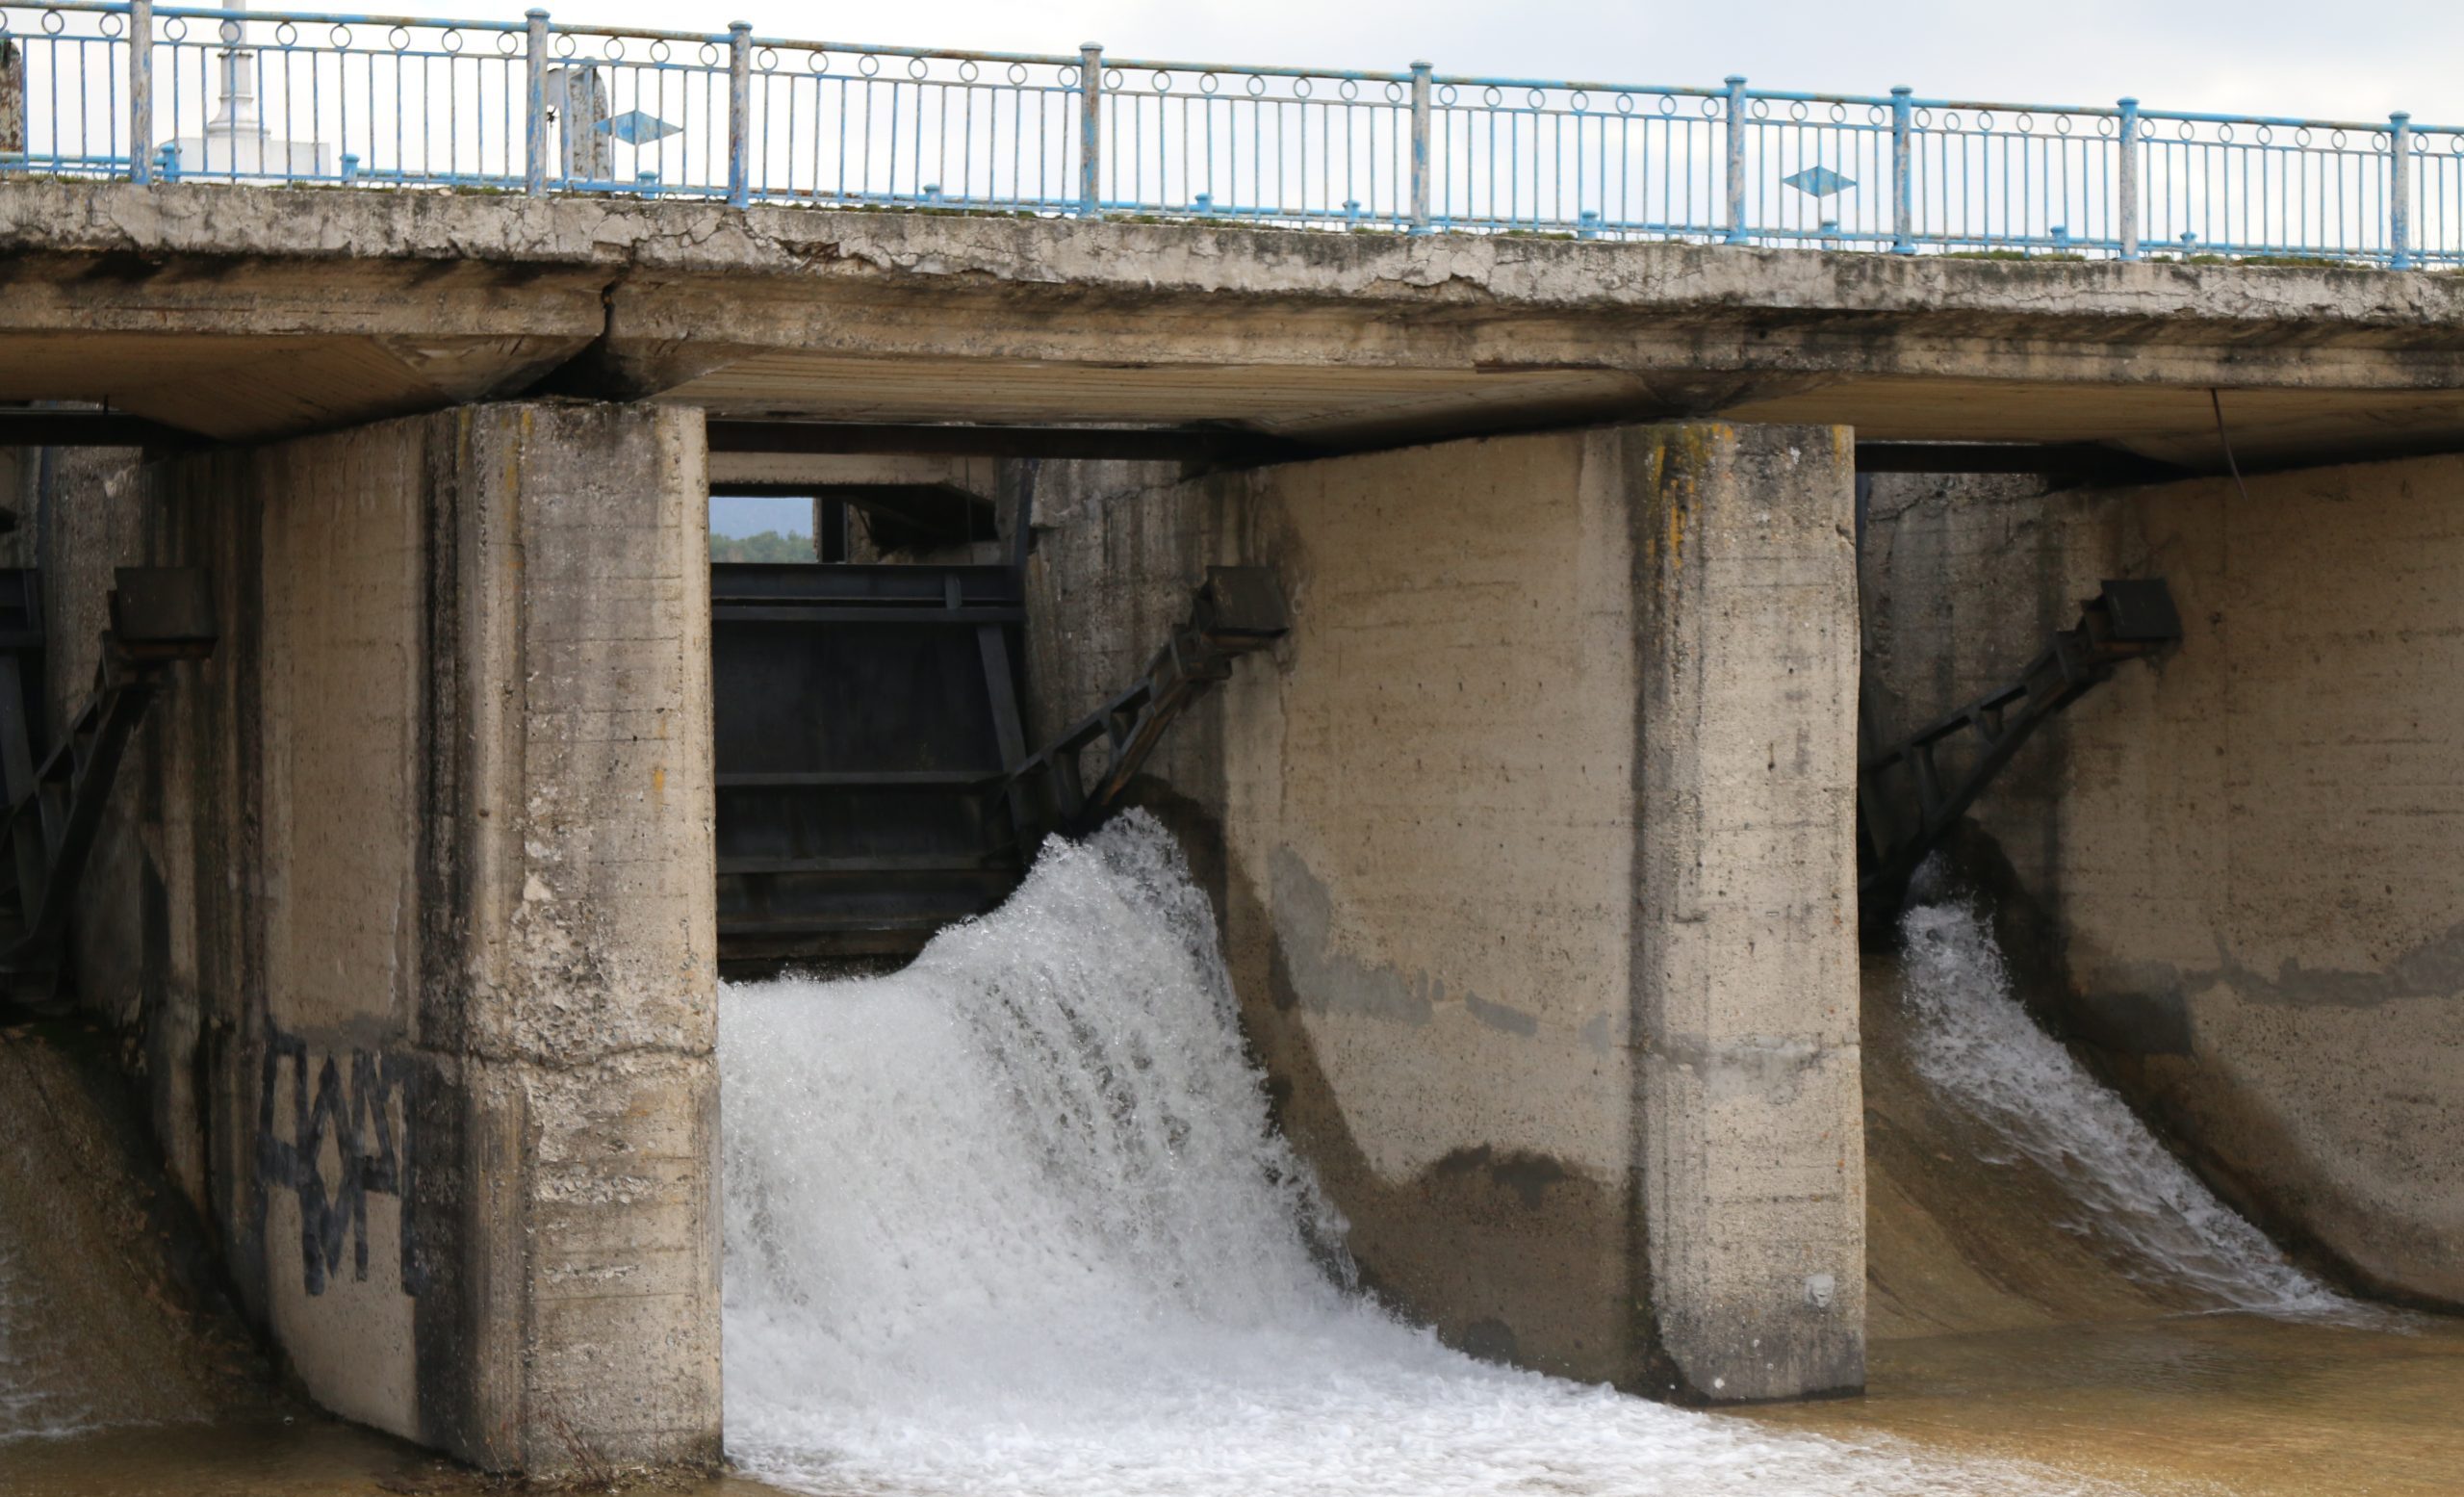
[
  {"xmin": 4, "ymin": 955, "xmax": 2457, "ymax": 1496},
  {"xmin": 1749, "ymin": 953, "xmax": 2463, "ymax": 1495}
]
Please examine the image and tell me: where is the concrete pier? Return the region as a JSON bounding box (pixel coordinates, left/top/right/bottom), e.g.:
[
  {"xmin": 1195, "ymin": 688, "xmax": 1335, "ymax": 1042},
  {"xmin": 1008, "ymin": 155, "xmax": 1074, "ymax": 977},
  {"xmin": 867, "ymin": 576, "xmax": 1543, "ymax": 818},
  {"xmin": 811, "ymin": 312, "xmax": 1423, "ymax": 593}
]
[
  {"xmin": 1030, "ymin": 422, "xmax": 1864, "ymax": 1400},
  {"xmin": 22, "ymin": 402, "xmax": 721, "ymax": 1471}
]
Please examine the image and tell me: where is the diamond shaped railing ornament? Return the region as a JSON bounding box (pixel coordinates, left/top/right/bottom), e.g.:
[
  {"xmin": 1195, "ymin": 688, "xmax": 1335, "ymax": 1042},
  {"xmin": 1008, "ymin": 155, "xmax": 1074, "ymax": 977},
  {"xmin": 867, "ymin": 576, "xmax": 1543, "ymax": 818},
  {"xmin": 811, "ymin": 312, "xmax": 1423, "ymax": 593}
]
[
  {"xmin": 601, "ymin": 110, "xmax": 682, "ymax": 146},
  {"xmin": 1782, "ymin": 165, "xmax": 1856, "ymax": 197}
]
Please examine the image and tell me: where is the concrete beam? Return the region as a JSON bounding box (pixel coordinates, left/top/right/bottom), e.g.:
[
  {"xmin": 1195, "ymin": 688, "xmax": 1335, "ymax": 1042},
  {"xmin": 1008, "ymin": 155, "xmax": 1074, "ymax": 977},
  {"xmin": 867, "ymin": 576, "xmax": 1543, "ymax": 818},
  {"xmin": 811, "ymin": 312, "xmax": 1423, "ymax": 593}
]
[
  {"xmin": 706, "ymin": 419, "xmax": 1305, "ymax": 465},
  {"xmin": 0, "ymin": 233, "xmax": 607, "ymax": 440},
  {"xmin": 8, "ymin": 184, "xmax": 2464, "ymax": 461}
]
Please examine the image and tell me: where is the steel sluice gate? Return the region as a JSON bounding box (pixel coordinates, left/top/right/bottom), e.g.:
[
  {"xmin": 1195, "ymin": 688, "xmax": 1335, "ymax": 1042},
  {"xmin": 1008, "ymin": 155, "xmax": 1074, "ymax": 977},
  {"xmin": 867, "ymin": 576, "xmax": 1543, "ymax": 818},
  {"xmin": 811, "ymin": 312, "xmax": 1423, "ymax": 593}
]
[{"xmin": 710, "ymin": 559, "xmax": 1289, "ymax": 969}]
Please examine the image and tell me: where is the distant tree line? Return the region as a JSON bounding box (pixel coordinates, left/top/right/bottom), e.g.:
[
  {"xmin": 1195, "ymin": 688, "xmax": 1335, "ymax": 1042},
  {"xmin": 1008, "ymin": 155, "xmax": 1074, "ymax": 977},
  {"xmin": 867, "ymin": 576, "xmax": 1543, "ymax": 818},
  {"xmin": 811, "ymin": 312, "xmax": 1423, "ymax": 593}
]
[{"xmin": 709, "ymin": 529, "xmax": 816, "ymax": 563}]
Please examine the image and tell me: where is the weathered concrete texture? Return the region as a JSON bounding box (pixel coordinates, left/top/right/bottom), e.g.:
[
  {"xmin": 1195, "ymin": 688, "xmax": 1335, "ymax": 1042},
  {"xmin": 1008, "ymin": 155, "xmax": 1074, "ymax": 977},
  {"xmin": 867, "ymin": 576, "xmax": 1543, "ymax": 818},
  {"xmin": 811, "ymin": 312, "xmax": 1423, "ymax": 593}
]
[
  {"xmin": 1026, "ymin": 424, "xmax": 1863, "ymax": 1401},
  {"xmin": 7, "ymin": 183, "xmax": 2464, "ymax": 465},
  {"xmin": 1627, "ymin": 426, "xmax": 1865, "ymax": 1399},
  {"xmin": 1861, "ymin": 453, "xmax": 2464, "ymax": 1307},
  {"xmin": 26, "ymin": 402, "xmax": 720, "ymax": 1470}
]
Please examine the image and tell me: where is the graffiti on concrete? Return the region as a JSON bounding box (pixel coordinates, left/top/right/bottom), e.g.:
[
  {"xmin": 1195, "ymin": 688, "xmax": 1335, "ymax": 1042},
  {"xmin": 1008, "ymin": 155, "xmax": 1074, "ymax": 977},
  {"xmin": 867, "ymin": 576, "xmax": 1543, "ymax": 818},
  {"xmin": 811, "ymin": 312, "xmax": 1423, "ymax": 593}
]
[{"xmin": 257, "ymin": 1030, "xmax": 422, "ymax": 1297}]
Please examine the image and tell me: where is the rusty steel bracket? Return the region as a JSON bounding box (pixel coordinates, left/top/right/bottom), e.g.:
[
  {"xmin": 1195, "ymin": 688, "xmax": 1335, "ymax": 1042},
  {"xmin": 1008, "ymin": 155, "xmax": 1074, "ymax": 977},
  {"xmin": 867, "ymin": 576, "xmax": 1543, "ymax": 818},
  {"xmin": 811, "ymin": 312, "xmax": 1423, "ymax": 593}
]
[
  {"xmin": 1860, "ymin": 578, "xmax": 2181, "ymax": 934},
  {"xmin": 1002, "ymin": 566, "xmax": 1289, "ymax": 843},
  {"xmin": 0, "ymin": 568, "xmax": 218, "ymax": 994}
]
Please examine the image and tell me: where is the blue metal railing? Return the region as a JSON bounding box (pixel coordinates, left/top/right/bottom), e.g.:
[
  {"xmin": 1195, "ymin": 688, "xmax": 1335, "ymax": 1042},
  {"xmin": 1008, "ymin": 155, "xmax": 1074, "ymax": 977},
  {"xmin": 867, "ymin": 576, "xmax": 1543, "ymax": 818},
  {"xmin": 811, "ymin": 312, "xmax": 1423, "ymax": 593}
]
[{"xmin": 2, "ymin": 2, "xmax": 2458, "ymax": 267}]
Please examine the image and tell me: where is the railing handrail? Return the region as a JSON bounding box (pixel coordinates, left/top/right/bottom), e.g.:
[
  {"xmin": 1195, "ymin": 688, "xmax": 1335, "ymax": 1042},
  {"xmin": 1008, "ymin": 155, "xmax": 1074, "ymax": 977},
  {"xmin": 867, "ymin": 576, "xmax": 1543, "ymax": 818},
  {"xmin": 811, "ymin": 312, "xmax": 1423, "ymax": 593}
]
[
  {"xmin": 147, "ymin": 4, "xmax": 522, "ymax": 28},
  {"xmin": 10, "ymin": 1, "xmax": 2452, "ymax": 133},
  {"xmin": 3, "ymin": 0, "xmax": 2457, "ymax": 268}
]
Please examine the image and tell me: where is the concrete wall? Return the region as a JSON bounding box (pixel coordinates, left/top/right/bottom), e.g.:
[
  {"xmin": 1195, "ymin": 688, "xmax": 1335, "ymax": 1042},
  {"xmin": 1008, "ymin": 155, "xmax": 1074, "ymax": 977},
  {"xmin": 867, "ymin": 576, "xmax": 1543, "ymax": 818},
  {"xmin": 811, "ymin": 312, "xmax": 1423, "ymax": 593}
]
[
  {"xmin": 1027, "ymin": 423, "xmax": 1864, "ymax": 1401},
  {"xmin": 21, "ymin": 402, "xmax": 722, "ymax": 1469},
  {"xmin": 1862, "ymin": 453, "xmax": 2464, "ymax": 1307}
]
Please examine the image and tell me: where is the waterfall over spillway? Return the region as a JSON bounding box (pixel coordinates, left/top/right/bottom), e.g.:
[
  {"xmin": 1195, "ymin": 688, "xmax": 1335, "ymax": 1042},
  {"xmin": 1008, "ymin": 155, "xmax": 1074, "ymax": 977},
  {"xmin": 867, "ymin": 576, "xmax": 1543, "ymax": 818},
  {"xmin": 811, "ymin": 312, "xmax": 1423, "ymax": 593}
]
[
  {"xmin": 718, "ymin": 813, "xmax": 2114, "ymax": 1497},
  {"xmin": 1894, "ymin": 894, "xmax": 2365, "ymax": 1323}
]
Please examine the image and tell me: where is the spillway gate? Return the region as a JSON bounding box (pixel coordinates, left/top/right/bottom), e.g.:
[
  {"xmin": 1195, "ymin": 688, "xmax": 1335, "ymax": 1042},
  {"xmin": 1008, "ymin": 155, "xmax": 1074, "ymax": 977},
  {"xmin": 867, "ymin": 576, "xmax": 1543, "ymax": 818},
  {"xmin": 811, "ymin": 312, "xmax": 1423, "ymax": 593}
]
[{"xmin": 711, "ymin": 558, "xmax": 1288, "ymax": 968}]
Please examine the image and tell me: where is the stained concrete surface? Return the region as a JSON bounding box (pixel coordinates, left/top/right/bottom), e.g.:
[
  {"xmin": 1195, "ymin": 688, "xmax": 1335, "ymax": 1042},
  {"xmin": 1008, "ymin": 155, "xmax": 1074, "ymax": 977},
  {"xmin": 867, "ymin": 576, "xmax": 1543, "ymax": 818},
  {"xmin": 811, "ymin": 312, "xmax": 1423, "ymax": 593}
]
[
  {"xmin": 1023, "ymin": 425, "xmax": 1863, "ymax": 1402},
  {"xmin": 6, "ymin": 401, "xmax": 722, "ymax": 1474},
  {"xmin": 9, "ymin": 183, "xmax": 2464, "ymax": 465},
  {"xmin": 1861, "ymin": 453, "xmax": 2464, "ymax": 1308}
]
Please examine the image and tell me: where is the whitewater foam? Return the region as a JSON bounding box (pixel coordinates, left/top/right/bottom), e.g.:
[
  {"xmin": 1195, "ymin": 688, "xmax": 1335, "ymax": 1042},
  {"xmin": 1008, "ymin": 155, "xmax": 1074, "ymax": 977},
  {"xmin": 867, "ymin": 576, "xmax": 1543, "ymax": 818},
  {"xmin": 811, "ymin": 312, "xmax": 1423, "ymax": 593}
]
[
  {"xmin": 721, "ymin": 814, "xmax": 2113, "ymax": 1497},
  {"xmin": 1895, "ymin": 892, "xmax": 2367, "ymax": 1324}
]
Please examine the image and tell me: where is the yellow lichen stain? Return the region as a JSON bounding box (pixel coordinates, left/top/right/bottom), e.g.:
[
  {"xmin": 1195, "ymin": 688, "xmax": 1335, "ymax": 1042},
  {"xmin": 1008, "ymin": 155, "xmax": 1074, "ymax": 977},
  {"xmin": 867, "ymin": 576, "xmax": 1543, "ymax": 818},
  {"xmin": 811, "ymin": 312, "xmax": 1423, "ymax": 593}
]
[
  {"xmin": 652, "ymin": 764, "xmax": 667, "ymax": 803},
  {"xmin": 1649, "ymin": 425, "xmax": 1728, "ymax": 599}
]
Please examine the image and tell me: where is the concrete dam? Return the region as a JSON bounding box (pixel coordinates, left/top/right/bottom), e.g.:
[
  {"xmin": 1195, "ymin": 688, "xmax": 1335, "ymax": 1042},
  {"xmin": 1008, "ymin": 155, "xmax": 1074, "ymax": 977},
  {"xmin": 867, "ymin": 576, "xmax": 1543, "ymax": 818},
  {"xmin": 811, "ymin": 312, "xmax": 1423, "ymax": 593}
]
[{"xmin": 3, "ymin": 38, "xmax": 2464, "ymax": 1490}]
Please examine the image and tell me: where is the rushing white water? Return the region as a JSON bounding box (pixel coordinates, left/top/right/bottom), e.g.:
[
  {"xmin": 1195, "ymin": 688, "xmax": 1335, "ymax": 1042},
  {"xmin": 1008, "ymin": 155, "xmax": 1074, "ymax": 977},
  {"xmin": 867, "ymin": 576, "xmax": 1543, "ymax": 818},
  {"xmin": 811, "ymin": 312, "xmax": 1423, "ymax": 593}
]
[
  {"xmin": 1895, "ymin": 891, "xmax": 2364, "ymax": 1323},
  {"xmin": 721, "ymin": 813, "xmax": 2109, "ymax": 1497}
]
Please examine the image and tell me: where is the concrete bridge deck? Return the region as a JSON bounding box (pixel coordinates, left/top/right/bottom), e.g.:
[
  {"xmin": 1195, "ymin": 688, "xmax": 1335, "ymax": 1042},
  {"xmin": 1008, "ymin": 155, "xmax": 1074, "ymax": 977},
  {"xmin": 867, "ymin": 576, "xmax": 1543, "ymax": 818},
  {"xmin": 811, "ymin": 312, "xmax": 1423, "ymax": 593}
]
[{"xmin": 6, "ymin": 183, "xmax": 2464, "ymax": 467}]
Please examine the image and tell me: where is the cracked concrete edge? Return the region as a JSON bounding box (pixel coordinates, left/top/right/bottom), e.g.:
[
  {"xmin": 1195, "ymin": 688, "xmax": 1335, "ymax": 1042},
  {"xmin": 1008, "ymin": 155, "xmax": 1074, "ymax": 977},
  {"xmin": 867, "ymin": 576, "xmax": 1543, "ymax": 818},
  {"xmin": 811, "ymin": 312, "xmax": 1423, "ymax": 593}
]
[{"xmin": 5, "ymin": 182, "xmax": 2462, "ymax": 333}]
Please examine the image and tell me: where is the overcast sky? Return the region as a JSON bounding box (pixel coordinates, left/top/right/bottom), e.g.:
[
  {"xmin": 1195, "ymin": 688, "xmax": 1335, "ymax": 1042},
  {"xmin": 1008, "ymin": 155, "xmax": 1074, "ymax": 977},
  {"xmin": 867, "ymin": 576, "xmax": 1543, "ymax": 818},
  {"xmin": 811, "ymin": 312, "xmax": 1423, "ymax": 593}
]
[{"xmin": 551, "ymin": 0, "xmax": 2457, "ymax": 125}]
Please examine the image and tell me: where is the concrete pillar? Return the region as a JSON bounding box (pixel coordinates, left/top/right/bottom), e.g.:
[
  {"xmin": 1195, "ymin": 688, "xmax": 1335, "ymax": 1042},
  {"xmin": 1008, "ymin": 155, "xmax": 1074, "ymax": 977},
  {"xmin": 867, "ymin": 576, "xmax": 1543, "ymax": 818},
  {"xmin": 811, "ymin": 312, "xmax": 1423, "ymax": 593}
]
[
  {"xmin": 411, "ymin": 403, "xmax": 720, "ymax": 1469},
  {"xmin": 1625, "ymin": 424, "xmax": 1864, "ymax": 1400},
  {"xmin": 1040, "ymin": 423, "xmax": 1862, "ymax": 1401},
  {"xmin": 115, "ymin": 402, "xmax": 718, "ymax": 1472}
]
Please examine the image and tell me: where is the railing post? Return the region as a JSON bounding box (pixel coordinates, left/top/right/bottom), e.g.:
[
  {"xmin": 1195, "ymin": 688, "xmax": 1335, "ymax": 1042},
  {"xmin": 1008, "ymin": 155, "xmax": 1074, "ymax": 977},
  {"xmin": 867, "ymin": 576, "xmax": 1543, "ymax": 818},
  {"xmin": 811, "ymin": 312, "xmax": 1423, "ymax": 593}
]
[
  {"xmin": 127, "ymin": 0, "xmax": 153, "ymax": 184},
  {"xmin": 1722, "ymin": 75, "xmax": 1748, "ymax": 245},
  {"xmin": 2116, "ymin": 96, "xmax": 2141, "ymax": 261},
  {"xmin": 1078, "ymin": 42, "xmax": 1104, "ymax": 218},
  {"xmin": 1889, "ymin": 86, "xmax": 1914, "ymax": 254},
  {"xmin": 524, "ymin": 9, "xmax": 549, "ymax": 196},
  {"xmin": 1409, "ymin": 60, "xmax": 1432, "ymax": 235},
  {"xmin": 727, "ymin": 21, "xmax": 752, "ymax": 208},
  {"xmin": 2389, "ymin": 112, "xmax": 2414, "ymax": 270}
]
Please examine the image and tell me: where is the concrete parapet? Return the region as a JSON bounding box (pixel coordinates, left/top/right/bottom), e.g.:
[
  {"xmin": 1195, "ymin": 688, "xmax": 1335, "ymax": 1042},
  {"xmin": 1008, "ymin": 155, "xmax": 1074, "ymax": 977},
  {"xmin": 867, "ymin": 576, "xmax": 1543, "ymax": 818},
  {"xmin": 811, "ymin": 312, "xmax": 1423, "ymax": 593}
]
[
  {"xmin": 28, "ymin": 402, "xmax": 720, "ymax": 1471},
  {"xmin": 1025, "ymin": 422, "xmax": 1863, "ymax": 1401}
]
